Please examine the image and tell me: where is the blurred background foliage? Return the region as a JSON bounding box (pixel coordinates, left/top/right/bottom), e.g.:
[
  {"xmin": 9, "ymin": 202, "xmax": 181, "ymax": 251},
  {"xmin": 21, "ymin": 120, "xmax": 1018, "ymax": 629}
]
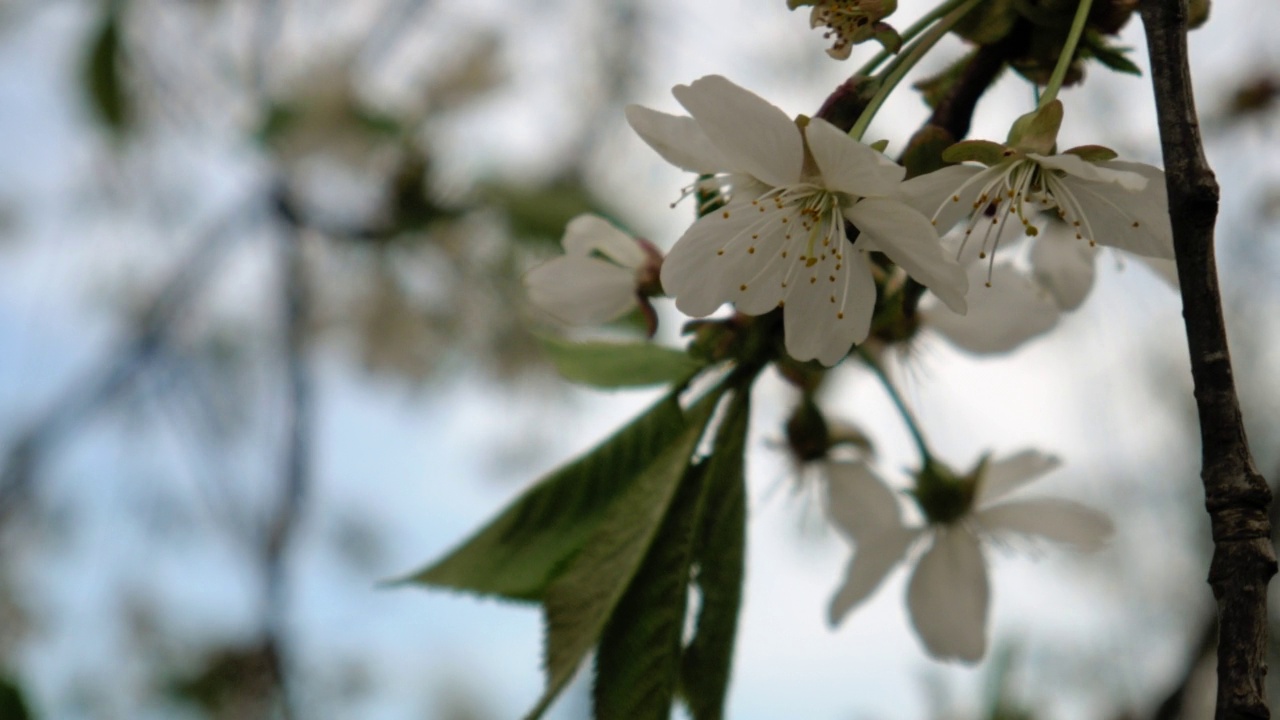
[{"xmin": 0, "ymin": 0, "xmax": 1278, "ymax": 718}]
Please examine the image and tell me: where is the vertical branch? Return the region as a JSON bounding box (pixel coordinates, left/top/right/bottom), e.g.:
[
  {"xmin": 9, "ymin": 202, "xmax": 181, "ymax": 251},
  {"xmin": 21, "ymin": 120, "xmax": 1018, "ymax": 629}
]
[
  {"xmin": 1140, "ymin": 2, "xmax": 1275, "ymax": 718},
  {"xmin": 261, "ymin": 189, "xmax": 313, "ymax": 720}
]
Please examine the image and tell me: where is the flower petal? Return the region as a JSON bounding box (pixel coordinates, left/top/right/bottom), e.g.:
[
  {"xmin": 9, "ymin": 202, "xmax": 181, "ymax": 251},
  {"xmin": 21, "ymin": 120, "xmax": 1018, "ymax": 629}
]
[
  {"xmin": 907, "ymin": 527, "xmax": 989, "ymax": 663},
  {"xmin": 897, "ymin": 164, "xmax": 987, "ymax": 234},
  {"xmin": 562, "ymin": 214, "xmax": 647, "ymax": 268},
  {"xmin": 805, "ymin": 117, "xmax": 905, "ymax": 198},
  {"xmin": 846, "ymin": 197, "xmax": 968, "ymax": 313},
  {"xmin": 975, "ymin": 498, "xmax": 1114, "ymax": 552},
  {"xmin": 624, "ymin": 104, "xmax": 732, "ymax": 175},
  {"xmin": 828, "ymin": 528, "xmax": 917, "ymax": 624},
  {"xmin": 825, "ymin": 461, "xmax": 904, "ymax": 538},
  {"xmin": 1031, "ymin": 152, "xmax": 1146, "ymax": 191},
  {"xmin": 525, "ymin": 256, "xmax": 636, "ymax": 324},
  {"xmin": 672, "ymin": 75, "xmax": 803, "ymax": 188},
  {"xmin": 659, "ymin": 205, "xmax": 764, "ymax": 317},
  {"xmin": 921, "ymin": 263, "xmax": 1059, "ymax": 355},
  {"xmin": 975, "ymin": 450, "xmax": 1060, "ymax": 506},
  {"xmin": 1030, "ymin": 221, "xmax": 1096, "ymax": 311},
  {"xmin": 1047, "ymin": 163, "xmax": 1174, "ymax": 260},
  {"xmin": 782, "ymin": 250, "xmax": 875, "ymax": 365}
]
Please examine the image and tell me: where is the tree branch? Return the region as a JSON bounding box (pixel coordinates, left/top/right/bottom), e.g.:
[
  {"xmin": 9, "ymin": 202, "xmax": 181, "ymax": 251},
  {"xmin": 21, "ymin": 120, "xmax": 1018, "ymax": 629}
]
[{"xmin": 1140, "ymin": 2, "xmax": 1275, "ymax": 717}]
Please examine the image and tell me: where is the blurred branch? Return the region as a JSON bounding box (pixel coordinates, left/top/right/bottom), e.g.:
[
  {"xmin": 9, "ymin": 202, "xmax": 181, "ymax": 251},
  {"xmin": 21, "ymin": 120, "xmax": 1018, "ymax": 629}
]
[
  {"xmin": 258, "ymin": 188, "xmax": 314, "ymax": 720},
  {"xmin": 1141, "ymin": 2, "xmax": 1276, "ymax": 718},
  {"xmin": 0, "ymin": 204, "xmax": 256, "ymax": 527}
]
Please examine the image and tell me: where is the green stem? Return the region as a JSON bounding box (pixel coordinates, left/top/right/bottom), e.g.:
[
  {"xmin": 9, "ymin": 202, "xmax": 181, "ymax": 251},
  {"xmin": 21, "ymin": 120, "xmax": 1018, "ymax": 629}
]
[
  {"xmin": 1038, "ymin": 0, "xmax": 1094, "ymax": 107},
  {"xmin": 848, "ymin": 0, "xmax": 983, "ymax": 141},
  {"xmin": 854, "ymin": 0, "xmax": 976, "ymax": 78},
  {"xmin": 856, "ymin": 347, "xmax": 933, "ymax": 465}
]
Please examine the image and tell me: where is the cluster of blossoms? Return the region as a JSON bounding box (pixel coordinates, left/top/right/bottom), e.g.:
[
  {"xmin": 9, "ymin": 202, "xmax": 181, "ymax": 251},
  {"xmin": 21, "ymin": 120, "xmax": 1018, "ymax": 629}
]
[
  {"xmin": 518, "ymin": 0, "xmax": 1174, "ymax": 666},
  {"xmin": 527, "ymin": 77, "xmax": 1174, "ymax": 363}
]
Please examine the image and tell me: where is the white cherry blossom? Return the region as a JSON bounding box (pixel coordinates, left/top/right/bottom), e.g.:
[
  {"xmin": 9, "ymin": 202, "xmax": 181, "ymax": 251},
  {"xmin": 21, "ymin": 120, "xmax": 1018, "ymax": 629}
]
[
  {"xmin": 825, "ymin": 451, "xmax": 1113, "ymax": 662},
  {"xmin": 899, "ymin": 102, "xmax": 1175, "ymax": 268},
  {"xmin": 524, "ymin": 214, "xmax": 658, "ymax": 326},
  {"xmin": 626, "ymin": 74, "xmax": 966, "ymax": 366}
]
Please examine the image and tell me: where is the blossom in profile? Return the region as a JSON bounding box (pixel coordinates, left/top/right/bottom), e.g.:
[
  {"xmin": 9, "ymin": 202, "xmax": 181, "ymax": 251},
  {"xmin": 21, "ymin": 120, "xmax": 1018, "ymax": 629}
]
[
  {"xmin": 524, "ymin": 214, "xmax": 661, "ymax": 329},
  {"xmin": 626, "ymin": 74, "xmax": 966, "ymax": 366},
  {"xmin": 899, "ymin": 100, "xmax": 1175, "ymax": 270},
  {"xmin": 825, "ymin": 450, "xmax": 1113, "ymax": 662}
]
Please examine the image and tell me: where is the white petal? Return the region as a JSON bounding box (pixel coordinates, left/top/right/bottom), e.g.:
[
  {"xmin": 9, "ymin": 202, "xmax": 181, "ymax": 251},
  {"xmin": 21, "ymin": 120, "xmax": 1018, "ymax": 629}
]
[
  {"xmin": 897, "ymin": 164, "xmax": 988, "ymax": 234},
  {"xmin": 660, "ymin": 205, "xmax": 763, "ymax": 317},
  {"xmin": 975, "ymin": 450, "xmax": 1060, "ymax": 506},
  {"xmin": 828, "ymin": 528, "xmax": 917, "ymax": 624},
  {"xmin": 825, "ymin": 461, "xmax": 904, "ymax": 538},
  {"xmin": 922, "ymin": 263, "xmax": 1059, "ymax": 355},
  {"xmin": 1030, "ymin": 222, "xmax": 1096, "ymax": 311},
  {"xmin": 624, "ymin": 104, "xmax": 732, "ymax": 174},
  {"xmin": 713, "ymin": 201, "xmax": 794, "ymax": 316},
  {"xmin": 561, "ymin": 214, "xmax": 647, "ymax": 268},
  {"xmin": 805, "ymin": 118, "xmax": 905, "ymax": 198},
  {"xmin": 782, "ymin": 249, "xmax": 875, "ymax": 365},
  {"xmin": 525, "ymin": 256, "xmax": 635, "ymax": 324},
  {"xmin": 907, "ymin": 527, "xmax": 989, "ymax": 663},
  {"xmin": 975, "ymin": 498, "xmax": 1114, "ymax": 552},
  {"xmin": 1032, "ymin": 153, "xmax": 1147, "ymax": 191},
  {"xmin": 846, "ymin": 197, "xmax": 968, "ymax": 313},
  {"xmin": 673, "ymin": 75, "xmax": 803, "ymax": 188},
  {"xmin": 1049, "ymin": 169, "xmax": 1175, "ymax": 260}
]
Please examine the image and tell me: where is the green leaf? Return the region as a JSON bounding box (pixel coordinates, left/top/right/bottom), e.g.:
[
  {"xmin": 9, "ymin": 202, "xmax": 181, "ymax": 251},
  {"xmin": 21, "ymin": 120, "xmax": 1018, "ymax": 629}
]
[
  {"xmin": 679, "ymin": 391, "xmax": 750, "ymax": 720},
  {"xmin": 591, "ymin": 462, "xmax": 705, "ymax": 720},
  {"xmin": 540, "ymin": 336, "xmax": 705, "ymax": 388},
  {"xmin": 84, "ymin": 9, "xmax": 129, "ymax": 135},
  {"xmin": 398, "ymin": 392, "xmax": 686, "ymax": 601},
  {"xmin": 525, "ymin": 392, "xmax": 722, "ymax": 720},
  {"xmin": 1083, "ymin": 33, "xmax": 1142, "ymax": 77}
]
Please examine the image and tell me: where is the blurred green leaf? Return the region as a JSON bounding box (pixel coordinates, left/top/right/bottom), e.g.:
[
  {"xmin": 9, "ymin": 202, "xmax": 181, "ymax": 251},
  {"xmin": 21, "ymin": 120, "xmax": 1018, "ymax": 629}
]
[
  {"xmin": 484, "ymin": 179, "xmax": 611, "ymax": 243},
  {"xmin": 540, "ymin": 337, "xmax": 705, "ymax": 388},
  {"xmin": 679, "ymin": 391, "xmax": 750, "ymax": 720},
  {"xmin": 0, "ymin": 674, "xmax": 30, "ymax": 720},
  {"xmin": 83, "ymin": 9, "xmax": 129, "ymax": 135},
  {"xmin": 525, "ymin": 391, "xmax": 722, "ymax": 720},
  {"xmin": 1083, "ymin": 32, "xmax": 1142, "ymax": 76},
  {"xmin": 399, "ymin": 392, "xmax": 686, "ymax": 601},
  {"xmin": 913, "ymin": 49, "xmax": 982, "ymax": 110}
]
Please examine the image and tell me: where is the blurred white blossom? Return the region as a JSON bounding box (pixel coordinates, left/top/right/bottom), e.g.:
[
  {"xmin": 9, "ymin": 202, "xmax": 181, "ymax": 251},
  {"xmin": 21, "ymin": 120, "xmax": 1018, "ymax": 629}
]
[
  {"xmin": 524, "ymin": 214, "xmax": 660, "ymax": 326},
  {"xmin": 825, "ymin": 451, "xmax": 1113, "ymax": 662}
]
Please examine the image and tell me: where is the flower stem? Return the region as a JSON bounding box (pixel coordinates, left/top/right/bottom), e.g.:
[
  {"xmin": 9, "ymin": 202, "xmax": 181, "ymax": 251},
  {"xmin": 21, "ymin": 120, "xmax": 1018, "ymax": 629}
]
[
  {"xmin": 854, "ymin": 0, "xmax": 976, "ymax": 78},
  {"xmin": 1038, "ymin": 0, "xmax": 1094, "ymax": 108},
  {"xmin": 856, "ymin": 347, "xmax": 933, "ymax": 465},
  {"xmin": 848, "ymin": 0, "xmax": 983, "ymax": 141}
]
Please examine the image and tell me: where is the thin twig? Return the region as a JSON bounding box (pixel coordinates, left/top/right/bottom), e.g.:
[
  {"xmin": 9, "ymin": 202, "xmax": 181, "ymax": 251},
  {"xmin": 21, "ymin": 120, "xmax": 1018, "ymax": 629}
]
[
  {"xmin": 1140, "ymin": 1, "xmax": 1275, "ymax": 717},
  {"xmin": 0, "ymin": 204, "xmax": 256, "ymax": 527},
  {"xmin": 260, "ymin": 188, "xmax": 313, "ymax": 720}
]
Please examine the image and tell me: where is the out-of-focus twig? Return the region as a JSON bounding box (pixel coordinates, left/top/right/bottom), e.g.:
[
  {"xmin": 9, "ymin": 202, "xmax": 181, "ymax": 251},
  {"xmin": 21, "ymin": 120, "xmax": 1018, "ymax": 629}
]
[
  {"xmin": 0, "ymin": 203, "xmax": 257, "ymax": 528},
  {"xmin": 1141, "ymin": 1, "xmax": 1276, "ymax": 717},
  {"xmin": 258, "ymin": 188, "xmax": 313, "ymax": 720}
]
